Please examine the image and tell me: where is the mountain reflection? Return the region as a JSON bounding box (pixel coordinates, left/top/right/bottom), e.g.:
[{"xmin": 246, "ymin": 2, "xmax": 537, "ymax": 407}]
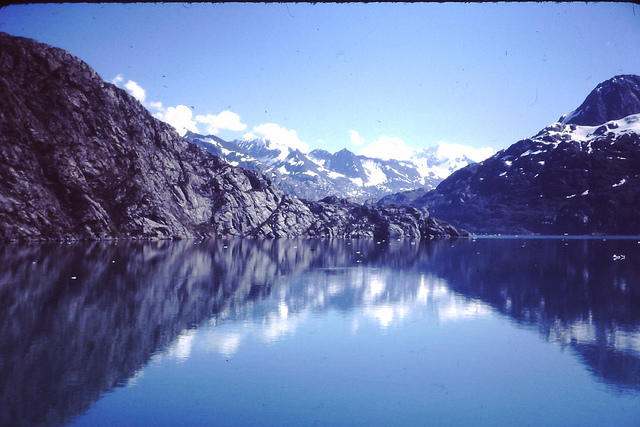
[{"xmin": 0, "ymin": 238, "xmax": 639, "ymax": 426}]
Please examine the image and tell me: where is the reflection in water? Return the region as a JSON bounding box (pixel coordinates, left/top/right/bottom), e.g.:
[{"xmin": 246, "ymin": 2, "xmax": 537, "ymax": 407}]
[
  {"xmin": 422, "ymin": 238, "xmax": 640, "ymax": 391},
  {"xmin": 0, "ymin": 238, "xmax": 639, "ymax": 426}
]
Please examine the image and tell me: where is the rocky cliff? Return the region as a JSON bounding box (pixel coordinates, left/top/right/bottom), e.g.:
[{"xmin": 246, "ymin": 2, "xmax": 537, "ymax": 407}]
[{"xmin": 0, "ymin": 32, "xmax": 463, "ymax": 241}]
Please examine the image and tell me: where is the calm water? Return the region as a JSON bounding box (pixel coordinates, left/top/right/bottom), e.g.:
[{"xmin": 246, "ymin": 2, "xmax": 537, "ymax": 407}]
[{"xmin": 1, "ymin": 238, "xmax": 639, "ymax": 426}]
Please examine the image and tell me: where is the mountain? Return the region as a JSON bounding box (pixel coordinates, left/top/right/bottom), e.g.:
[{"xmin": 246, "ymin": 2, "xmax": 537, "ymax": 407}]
[
  {"xmin": 185, "ymin": 132, "xmax": 487, "ymax": 203},
  {"xmin": 0, "ymin": 32, "xmax": 463, "ymax": 240},
  {"xmin": 376, "ymin": 145, "xmax": 489, "ymax": 206},
  {"xmin": 560, "ymin": 75, "xmax": 640, "ymax": 126},
  {"xmin": 377, "ymin": 187, "xmax": 430, "ymax": 207},
  {"xmin": 387, "ymin": 75, "xmax": 640, "ymax": 234}
]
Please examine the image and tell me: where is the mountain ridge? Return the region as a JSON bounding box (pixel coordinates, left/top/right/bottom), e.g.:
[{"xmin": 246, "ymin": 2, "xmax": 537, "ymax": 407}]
[
  {"xmin": 561, "ymin": 74, "xmax": 640, "ymax": 126},
  {"xmin": 185, "ymin": 131, "xmax": 489, "ymax": 203},
  {"xmin": 0, "ymin": 32, "xmax": 463, "ymax": 241}
]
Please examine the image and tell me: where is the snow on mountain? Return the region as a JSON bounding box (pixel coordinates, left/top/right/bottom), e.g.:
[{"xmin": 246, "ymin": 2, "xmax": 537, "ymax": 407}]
[
  {"xmin": 480, "ymin": 112, "xmax": 640, "ymax": 185},
  {"xmin": 185, "ymin": 132, "xmax": 491, "ymax": 203},
  {"xmin": 378, "ymin": 143, "xmax": 496, "ymax": 206},
  {"xmin": 361, "ymin": 160, "xmax": 387, "ymax": 186},
  {"xmin": 412, "ymin": 143, "xmax": 496, "ymax": 180}
]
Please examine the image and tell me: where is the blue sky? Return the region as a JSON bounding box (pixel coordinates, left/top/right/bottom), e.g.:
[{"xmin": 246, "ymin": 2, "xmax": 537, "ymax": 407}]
[{"xmin": 1, "ymin": 3, "xmax": 639, "ymax": 158}]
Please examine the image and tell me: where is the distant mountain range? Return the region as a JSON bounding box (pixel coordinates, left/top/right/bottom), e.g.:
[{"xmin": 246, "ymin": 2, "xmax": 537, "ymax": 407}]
[
  {"xmin": 380, "ymin": 75, "xmax": 640, "ymax": 235},
  {"xmin": 186, "ymin": 132, "xmax": 491, "ymax": 203}
]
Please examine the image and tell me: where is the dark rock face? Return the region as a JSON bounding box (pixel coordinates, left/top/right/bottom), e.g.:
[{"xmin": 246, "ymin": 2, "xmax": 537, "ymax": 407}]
[
  {"xmin": 377, "ymin": 187, "xmax": 429, "ymax": 207},
  {"xmin": 381, "ymin": 75, "xmax": 640, "ymax": 235},
  {"xmin": 0, "ymin": 32, "xmax": 463, "ymax": 240},
  {"xmin": 561, "ymin": 75, "xmax": 640, "ymax": 126},
  {"xmin": 300, "ymin": 196, "xmax": 463, "ymax": 240}
]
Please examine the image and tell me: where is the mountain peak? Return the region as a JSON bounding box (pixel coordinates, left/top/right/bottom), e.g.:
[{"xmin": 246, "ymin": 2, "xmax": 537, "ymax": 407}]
[
  {"xmin": 562, "ymin": 74, "xmax": 640, "ymax": 126},
  {"xmin": 335, "ymin": 148, "xmax": 355, "ymax": 157}
]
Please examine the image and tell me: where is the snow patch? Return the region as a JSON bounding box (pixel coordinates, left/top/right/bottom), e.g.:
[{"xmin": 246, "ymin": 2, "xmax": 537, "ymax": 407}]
[
  {"xmin": 327, "ymin": 171, "xmax": 346, "ymax": 179},
  {"xmin": 538, "ymin": 113, "xmax": 640, "ymax": 152},
  {"xmin": 361, "ymin": 160, "xmax": 387, "ymax": 186},
  {"xmin": 520, "ymin": 149, "xmax": 545, "ymax": 157},
  {"xmin": 350, "ymin": 177, "xmax": 364, "ymax": 187}
]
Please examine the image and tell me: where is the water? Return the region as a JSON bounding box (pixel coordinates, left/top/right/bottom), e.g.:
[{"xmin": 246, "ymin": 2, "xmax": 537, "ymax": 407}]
[{"xmin": 1, "ymin": 238, "xmax": 639, "ymax": 426}]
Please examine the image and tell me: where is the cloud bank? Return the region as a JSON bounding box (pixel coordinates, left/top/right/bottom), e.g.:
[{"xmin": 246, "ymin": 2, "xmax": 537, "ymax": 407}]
[
  {"xmin": 153, "ymin": 105, "xmax": 198, "ymax": 136},
  {"xmin": 195, "ymin": 111, "xmax": 247, "ymax": 135},
  {"xmin": 433, "ymin": 142, "xmax": 495, "ymax": 162},
  {"xmin": 352, "ymin": 130, "xmax": 495, "ymax": 162},
  {"xmin": 357, "ymin": 134, "xmax": 415, "ymax": 161},
  {"xmin": 247, "ymin": 122, "xmax": 309, "ymax": 153},
  {"xmin": 111, "ymin": 74, "xmax": 495, "ymax": 162}
]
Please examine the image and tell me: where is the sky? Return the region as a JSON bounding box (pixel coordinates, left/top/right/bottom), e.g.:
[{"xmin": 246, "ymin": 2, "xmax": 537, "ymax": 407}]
[{"xmin": 1, "ymin": 3, "xmax": 639, "ymax": 160}]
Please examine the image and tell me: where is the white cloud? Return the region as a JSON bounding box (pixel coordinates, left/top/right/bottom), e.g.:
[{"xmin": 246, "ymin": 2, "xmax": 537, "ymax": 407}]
[
  {"xmin": 110, "ymin": 73, "xmax": 200, "ymax": 136},
  {"xmin": 111, "ymin": 74, "xmax": 124, "ymax": 85},
  {"xmin": 354, "ymin": 133, "xmax": 495, "ymax": 164},
  {"xmin": 349, "ymin": 130, "xmax": 365, "ymax": 146},
  {"xmin": 251, "ymin": 122, "xmax": 309, "ymax": 153},
  {"xmin": 434, "ymin": 142, "xmax": 495, "ymax": 162},
  {"xmin": 195, "ymin": 110, "xmax": 247, "ymax": 135},
  {"xmin": 242, "ymin": 132, "xmax": 257, "ymax": 140},
  {"xmin": 358, "ymin": 135, "xmax": 414, "ymax": 161},
  {"xmin": 124, "ymin": 80, "xmax": 146, "ymax": 103},
  {"xmin": 110, "ymin": 74, "xmax": 146, "ymax": 103},
  {"xmin": 153, "ymin": 105, "xmax": 198, "ymax": 136},
  {"xmin": 148, "ymin": 101, "xmax": 163, "ymax": 111}
]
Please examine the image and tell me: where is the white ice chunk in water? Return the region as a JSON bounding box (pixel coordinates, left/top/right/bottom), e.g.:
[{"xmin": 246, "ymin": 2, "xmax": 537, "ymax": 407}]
[{"xmin": 612, "ymin": 178, "xmax": 626, "ymax": 188}]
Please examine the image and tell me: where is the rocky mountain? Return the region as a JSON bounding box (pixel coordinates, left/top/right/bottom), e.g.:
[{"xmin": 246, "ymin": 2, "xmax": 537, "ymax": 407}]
[
  {"xmin": 387, "ymin": 75, "xmax": 640, "ymax": 234},
  {"xmin": 0, "ymin": 32, "xmax": 463, "ymax": 241},
  {"xmin": 560, "ymin": 74, "xmax": 640, "ymax": 126},
  {"xmin": 377, "ymin": 187, "xmax": 430, "ymax": 207},
  {"xmin": 186, "ymin": 132, "xmax": 486, "ymax": 203}
]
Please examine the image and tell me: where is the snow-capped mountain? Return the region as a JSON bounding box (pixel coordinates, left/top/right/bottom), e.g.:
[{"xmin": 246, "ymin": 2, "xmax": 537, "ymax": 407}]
[
  {"xmin": 377, "ymin": 145, "xmax": 492, "ymax": 205},
  {"xmin": 185, "ymin": 133, "xmax": 491, "ymax": 203},
  {"xmin": 397, "ymin": 75, "xmax": 640, "ymax": 234}
]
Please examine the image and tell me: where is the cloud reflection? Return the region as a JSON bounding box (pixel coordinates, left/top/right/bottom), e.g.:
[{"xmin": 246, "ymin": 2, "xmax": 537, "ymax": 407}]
[{"xmin": 1, "ymin": 238, "xmax": 639, "ymax": 426}]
